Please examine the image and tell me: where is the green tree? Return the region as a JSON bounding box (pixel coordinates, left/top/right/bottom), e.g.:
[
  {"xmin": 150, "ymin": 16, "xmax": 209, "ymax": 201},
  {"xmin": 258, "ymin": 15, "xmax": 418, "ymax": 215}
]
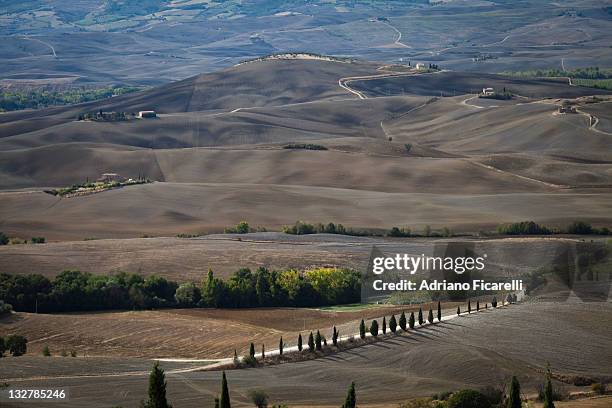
[
  {"xmin": 308, "ymin": 332, "xmax": 314, "ymax": 351},
  {"xmin": 261, "ymin": 344, "xmax": 265, "ymax": 359},
  {"xmin": 0, "ymin": 337, "xmax": 5, "ymax": 357},
  {"xmin": 342, "ymin": 382, "xmax": 356, "ymax": 408},
  {"xmin": 315, "ymin": 330, "xmax": 322, "ymax": 350},
  {"xmin": 0, "ymin": 232, "xmax": 8, "ymax": 245},
  {"xmin": 255, "ymin": 269, "xmax": 271, "ymax": 307},
  {"xmin": 506, "ymin": 376, "xmax": 521, "ymax": 408},
  {"xmin": 476, "ymin": 300, "xmax": 480, "ymax": 311},
  {"xmin": 492, "ymin": 297, "xmax": 498, "ymax": 308},
  {"xmin": 399, "ymin": 312, "xmax": 407, "ymax": 331},
  {"xmin": 236, "ymin": 221, "xmax": 250, "ymax": 234},
  {"xmin": 249, "ymin": 343, "xmax": 255, "ymax": 358},
  {"xmin": 418, "ymin": 308, "xmax": 424, "ymax": 325},
  {"xmin": 543, "ymin": 364, "xmax": 555, "ymax": 408},
  {"xmin": 468, "ymin": 299, "xmax": 472, "ymax": 314},
  {"xmin": 382, "ymin": 316, "xmax": 387, "ymax": 334},
  {"xmin": 144, "ymin": 362, "xmax": 171, "ymax": 408},
  {"xmin": 279, "ymin": 337, "xmax": 283, "ymax": 355},
  {"xmin": 332, "ymin": 326, "xmax": 338, "ymax": 346},
  {"xmin": 457, "ymin": 305, "xmax": 461, "ymax": 315},
  {"xmin": 248, "ymin": 389, "xmax": 268, "ymax": 408},
  {"xmin": 370, "ymin": 320, "xmax": 379, "ymax": 337},
  {"xmin": 174, "ymin": 282, "xmax": 201, "ymax": 306},
  {"xmin": 219, "ymin": 371, "xmax": 231, "ymax": 408},
  {"xmin": 428, "ymin": 308, "xmax": 434, "ymax": 324},
  {"xmin": 409, "ymin": 311, "xmax": 415, "ymax": 329},
  {"xmin": 42, "ymin": 345, "xmax": 51, "ymax": 357},
  {"xmin": 359, "ymin": 319, "xmax": 366, "ymax": 339},
  {"xmin": 437, "ymin": 301, "xmax": 442, "ymax": 322},
  {"xmin": 6, "ymin": 335, "xmax": 27, "ymax": 357},
  {"xmin": 389, "ymin": 315, "xmax": 397, "ymax": 333},
  {"xmin": 447, "ymin": 389, "xmax": 490, "ymax": 408},
  {"xmin": 297, "ymin": 334, "xmax": 302, "ymax": 351}
]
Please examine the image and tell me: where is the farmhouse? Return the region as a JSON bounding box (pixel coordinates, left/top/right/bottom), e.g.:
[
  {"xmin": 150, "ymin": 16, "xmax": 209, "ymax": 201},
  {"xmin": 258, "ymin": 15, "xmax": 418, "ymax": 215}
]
[
  {"xmin": 558, "ymin": 101, "xmax": 577, "ymax": 114},
  {"xmin": 138, "ymin": 110, "xmax": 157, "ymax": 118},
  {"xmin": 482, "ymin": 87, "xmax": 495, "ymax": 96}
]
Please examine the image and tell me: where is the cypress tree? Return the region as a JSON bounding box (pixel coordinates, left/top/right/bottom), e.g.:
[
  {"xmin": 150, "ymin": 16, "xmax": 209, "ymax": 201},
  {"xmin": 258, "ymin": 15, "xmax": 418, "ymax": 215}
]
[
  {"xmin": 543, "ymin": 364, "xmax": 555, "ymax": 408},
  {"xmin": 359, "ymin": 319, "xmax": 366, "ymax": 339},
  {"xmin": 382, "ymin": 316, "xmax": 387, "ymax": 334},
  {"xmin": 146, "ymin": 362, "xmax": 171, "ymax": 408},
  {"xmin": 468, "ymin": 299, "xmax": 472, "ymax": 314},
  {"xmin": 506, "ymin": 376, "xmax": 521, "ymax": 408},
  {"xmin": 476, "ymin": 300, "xmax": 480, "ymax": 311},
  {"xmin": 342, "ymin": 382, "xmax": 356, "ymax": 408},
  {"xmin": 249, "ymin": 343, "xmax": 255, "ymax": 358},
  {"xmin": 332, "ymin": 326, "xmax": 338, "ymax": 346},
  {"xmin": 261, "ymin": 344, "xmax": 265, "ymax": 359},
  {"xmin": 427, "ymin": 308, "xmax": 433, "ymax": 324},
  {"xmin": 233, "ymin": 349, "xmax": 238, "ymax": 363},
  {"xmin": 297, "ymin": 333, "xmax": 303, "ymax": 351},
  {"xmin": 219, "ymin": 371, "xmax": 231, "ymax": 408},
  {"xmin": 418, "ymin": 308, "xmax": 424, "ymax": 325},
  {"xmin": 315, "ymin": 330, "xmax": 322, "ymax": 350},
  {"xmin": 485, "ymin": 303, "xmax": 489, "ymax": 309},
  {"xmin": 492, "ymin": 296, "xmax": 498, "ymax": 308},
  {"xmin": 370, "ymin": 320, "xmax": 379, "ymax": 337},
  {"xmin": 437, "ymin": 301, "xmax": 442, "ymax": 322},
  {"xmin": 389, "ymin": 315, "xmax": 397, "ymax": 333},
  {"xmin": 457, "ymin": 305, "xmax": 461, "ymax": 315},
  {"xmin": 308, "ymin": 332, "xmax": 314, "ymax": 351},
  {"xmin": 399, "ymin": 312, "xmax": 407, "ymax": 331},
  {"xmin": 409, "ymin": 311, "xmax": 415, "ymax": 329},
  {"xmin": 279, "ymin": 337, "xmax": 283, "ymax": 355}
]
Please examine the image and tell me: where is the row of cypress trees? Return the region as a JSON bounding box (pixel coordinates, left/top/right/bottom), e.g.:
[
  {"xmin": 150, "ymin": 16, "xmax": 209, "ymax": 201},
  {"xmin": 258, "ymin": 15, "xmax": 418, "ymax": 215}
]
[{"xmin": 244, "ymin": 296, "xmax": 506, "ymax": 366}]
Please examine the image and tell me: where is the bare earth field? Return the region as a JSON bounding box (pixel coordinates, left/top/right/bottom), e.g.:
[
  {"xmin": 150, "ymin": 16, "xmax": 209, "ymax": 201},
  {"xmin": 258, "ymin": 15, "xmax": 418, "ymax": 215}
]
[
  {"xmin": 0, "ymin": 304, "xmax": 440, "ymax": 359},
  {"xmin": 1, "ymin": 59, "xmax": 610, "ymax": 241},
  {"xmin": 0, "ymin": 233, "xmax": 593, "ymax": 280},
  {"xmin": 1, "ymin": 301, "xmax": 611, "ymax": 407}
]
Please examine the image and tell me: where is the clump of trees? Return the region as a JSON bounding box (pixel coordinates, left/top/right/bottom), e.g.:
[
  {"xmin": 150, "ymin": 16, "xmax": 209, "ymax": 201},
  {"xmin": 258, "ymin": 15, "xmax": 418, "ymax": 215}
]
[
  {"xmin": 0, "ymin": 86, "xmax": 141, "ymax": 112},
  {"xmin": 224, "ymin": 221, "xmax": 252, "ymax": 234},
  {"xmin": 0, "ymin": 232, "xmax": 8, "ymax": 245},
  {"xmin": 497, "ymin": 221, "xmax": 551, "ymax": 235},
  {"xmin": 0, "ymin": 266, "xmax": 361, "ymax": 312},
  {"xmin": 78, "ymin": 110, "xmax": 131, "ymax": 122},
  {"xmin": 497, "ymin": 220, "xmax": 610, "ymax": 236},
  {"xmin": 0, "ymin": 334, "xmax": 27, "ymax": 357},
  {"xmin": 0, "ymin": 300, "xmax": 12, "ymax": 317},
  {"xmin": 282, "ymin": 143, "xmax": 328, "ymax": 150},
  {"xmin": 281, "ymin": 221, "xmax": 372, "ymax": 236}
]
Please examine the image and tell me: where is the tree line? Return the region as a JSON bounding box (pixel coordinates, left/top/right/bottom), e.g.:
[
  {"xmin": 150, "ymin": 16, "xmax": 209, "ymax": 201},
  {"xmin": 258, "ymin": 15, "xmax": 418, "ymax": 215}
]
[
  {"xmin": 0, "ymin": 267, "xmax": 360, "ymax": 313},
  {"xmin": 496, "ymin": 220, "xmax": 610, "ymax": 236},
  {"xmin": 0, "ymin": 86, "xmax": 141, "ymax": 112}
]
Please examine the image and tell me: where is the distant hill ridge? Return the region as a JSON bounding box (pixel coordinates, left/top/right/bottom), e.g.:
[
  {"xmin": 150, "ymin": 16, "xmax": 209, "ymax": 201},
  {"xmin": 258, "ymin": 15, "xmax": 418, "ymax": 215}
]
[{"xmin": 235, "ymin": 53, "xmax": 354, "ymax": 67}]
